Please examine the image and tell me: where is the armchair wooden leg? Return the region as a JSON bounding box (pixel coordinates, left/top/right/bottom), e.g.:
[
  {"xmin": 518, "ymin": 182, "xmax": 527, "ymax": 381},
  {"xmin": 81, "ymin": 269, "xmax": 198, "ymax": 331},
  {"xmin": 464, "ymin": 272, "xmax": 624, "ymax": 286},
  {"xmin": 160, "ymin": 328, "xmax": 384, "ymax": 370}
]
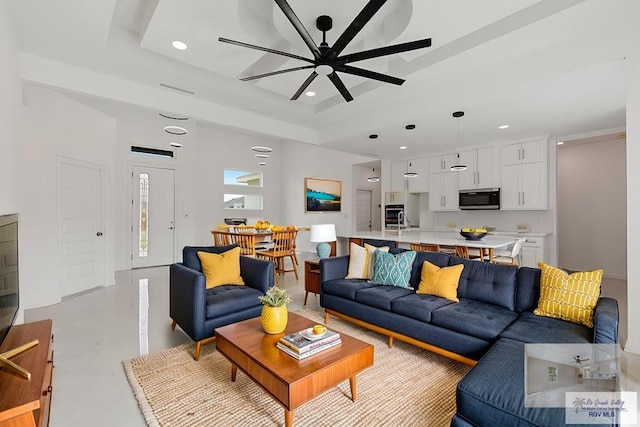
[
  {"xmin": 194, "ymin": 336, "xmax": 217, "ymax": 361},
  {"xmin": 171, "ymin": 320, "xmax": 176, "ymax": 331}
]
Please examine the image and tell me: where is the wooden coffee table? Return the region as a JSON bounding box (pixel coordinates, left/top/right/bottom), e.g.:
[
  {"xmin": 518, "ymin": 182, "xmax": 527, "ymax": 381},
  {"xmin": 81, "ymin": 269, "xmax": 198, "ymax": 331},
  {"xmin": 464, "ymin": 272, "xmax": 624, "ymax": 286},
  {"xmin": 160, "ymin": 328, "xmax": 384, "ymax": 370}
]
[{"xmin": 215, "ymin": 312, "xmax": 374, "ymax": 427}]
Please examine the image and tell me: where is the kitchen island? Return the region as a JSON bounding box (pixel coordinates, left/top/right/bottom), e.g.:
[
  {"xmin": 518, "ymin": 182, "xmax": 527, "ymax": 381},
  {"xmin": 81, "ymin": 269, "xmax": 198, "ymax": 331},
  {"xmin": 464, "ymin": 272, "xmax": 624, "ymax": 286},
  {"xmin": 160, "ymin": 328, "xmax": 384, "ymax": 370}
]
[{"xmin": 342, "ymin": 230, "xmax": 516, "ymax": 262}]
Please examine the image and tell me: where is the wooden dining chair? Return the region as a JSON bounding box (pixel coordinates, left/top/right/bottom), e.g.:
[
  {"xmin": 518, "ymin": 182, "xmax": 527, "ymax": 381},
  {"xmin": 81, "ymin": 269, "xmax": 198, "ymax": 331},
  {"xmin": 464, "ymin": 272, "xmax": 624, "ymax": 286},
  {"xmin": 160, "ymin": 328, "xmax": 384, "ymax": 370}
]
[
  {"xmin": 256, "ymin": 229, "xmax": 298, "ymax": 284},
  {"xmin": 228, "ymin": 232, "xmax": 256, "ymax": 256},
  {"xmin": 410, "ymin": 243, "xmax": 441, "ymax": 252},
  {"xmin": 455, "ymin": 245, "xmax": 484, "ymax": 261},
  {"xmin": 211, "ymin": 230, "xmax": 231, "ymax": 246}
]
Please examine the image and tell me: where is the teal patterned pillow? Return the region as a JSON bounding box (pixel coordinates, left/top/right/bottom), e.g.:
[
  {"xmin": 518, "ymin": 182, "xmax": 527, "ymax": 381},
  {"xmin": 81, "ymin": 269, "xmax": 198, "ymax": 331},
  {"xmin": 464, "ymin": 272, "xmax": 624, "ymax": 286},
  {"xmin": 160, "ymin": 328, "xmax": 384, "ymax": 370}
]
[{"xmin": 370, "ymin": 249, "xmax": 416, "ymax": 289}]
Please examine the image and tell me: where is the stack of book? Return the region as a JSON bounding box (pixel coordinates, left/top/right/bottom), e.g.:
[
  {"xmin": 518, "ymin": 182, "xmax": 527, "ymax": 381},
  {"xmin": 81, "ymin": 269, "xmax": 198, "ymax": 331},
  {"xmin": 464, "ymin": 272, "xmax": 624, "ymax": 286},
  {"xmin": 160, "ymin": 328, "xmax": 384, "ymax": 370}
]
[{"xmin": 277, "ymin": 328, "xmax": 341, "ymax": 360}]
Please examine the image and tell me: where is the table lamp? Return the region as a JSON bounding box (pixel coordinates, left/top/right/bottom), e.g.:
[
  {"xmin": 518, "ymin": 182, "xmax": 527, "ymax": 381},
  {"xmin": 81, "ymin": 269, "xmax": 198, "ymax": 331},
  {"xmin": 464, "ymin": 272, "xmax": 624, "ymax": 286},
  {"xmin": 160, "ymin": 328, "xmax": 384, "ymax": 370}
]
[{"xmin": 309, "ymin": 224, "xmax": 336, "ymax": 259}]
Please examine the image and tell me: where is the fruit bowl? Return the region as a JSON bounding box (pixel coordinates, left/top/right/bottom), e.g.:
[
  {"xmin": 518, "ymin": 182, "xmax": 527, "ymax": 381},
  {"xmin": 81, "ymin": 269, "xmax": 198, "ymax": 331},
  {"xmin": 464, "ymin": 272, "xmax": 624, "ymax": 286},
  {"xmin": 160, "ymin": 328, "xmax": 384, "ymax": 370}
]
[{"xmin": 460, "ymin": 228, "xmax": 488, "ymax": 241}]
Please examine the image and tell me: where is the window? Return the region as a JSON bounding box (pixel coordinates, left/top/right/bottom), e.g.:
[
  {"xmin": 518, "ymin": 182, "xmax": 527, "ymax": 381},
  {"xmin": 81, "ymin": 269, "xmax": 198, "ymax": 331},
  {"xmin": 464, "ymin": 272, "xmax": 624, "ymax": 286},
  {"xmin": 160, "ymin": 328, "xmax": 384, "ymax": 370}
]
[
  {"xmin": 138, "ymin": 173, "xmax": 149, "ymax": 257},
  {"xmin": 224, "ymin": 169, "xmax": 263, "ymax": 187},
  {"xmin": 224, "ymin": 194, "xmax": 263, "ymax": 210}
]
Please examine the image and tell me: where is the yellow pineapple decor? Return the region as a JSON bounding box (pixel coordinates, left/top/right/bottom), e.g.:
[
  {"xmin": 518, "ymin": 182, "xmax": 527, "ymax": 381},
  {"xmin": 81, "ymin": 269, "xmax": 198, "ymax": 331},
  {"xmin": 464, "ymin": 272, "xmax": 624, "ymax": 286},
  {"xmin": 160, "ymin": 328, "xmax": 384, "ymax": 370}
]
[{"xmin": 258, "ymin": 286, "xmax": 291, "ymax": 334}]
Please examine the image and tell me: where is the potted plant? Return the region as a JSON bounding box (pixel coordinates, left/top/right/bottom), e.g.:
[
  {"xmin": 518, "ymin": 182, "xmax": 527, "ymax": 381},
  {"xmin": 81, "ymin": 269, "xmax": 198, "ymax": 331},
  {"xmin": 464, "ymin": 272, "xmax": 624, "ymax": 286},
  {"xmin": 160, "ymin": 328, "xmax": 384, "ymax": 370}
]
[{"xmin": 258, "ymin": 286, "xmax": 291, "ymax": 334}]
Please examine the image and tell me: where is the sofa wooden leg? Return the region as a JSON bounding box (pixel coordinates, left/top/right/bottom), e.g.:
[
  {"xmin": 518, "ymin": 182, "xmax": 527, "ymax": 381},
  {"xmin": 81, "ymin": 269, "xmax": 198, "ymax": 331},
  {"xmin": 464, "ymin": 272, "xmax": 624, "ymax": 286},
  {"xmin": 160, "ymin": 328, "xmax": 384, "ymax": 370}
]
[
  {"xmin": 194, "ymin": 337, "xmax": 217, "ymax": 361},
  {"xmin": 324, "ymin": 311, "xmax": 329, "ymax": 324},
  {"xmin": 171, "ymin": 320, "xmax": 176, "ymax": 331},
  {"xmin": 388, "ymin": 336, "xmax": 394, "ymax": 348}
]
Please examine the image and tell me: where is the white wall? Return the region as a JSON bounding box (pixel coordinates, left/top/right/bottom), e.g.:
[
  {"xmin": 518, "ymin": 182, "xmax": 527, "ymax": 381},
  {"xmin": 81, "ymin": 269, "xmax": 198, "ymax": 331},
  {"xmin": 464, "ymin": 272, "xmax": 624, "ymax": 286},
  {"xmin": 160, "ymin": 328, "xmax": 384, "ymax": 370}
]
[
  {"xmin": 20, "ymin": 86, "xmax": 117, "ymax": 308},
  {"xmin": 557, "ymin": 139, "xmax": 626, "ymax": 279},
  {"xmin": 279, "ymin": 141, "xmax": 372, "ymax": 255},
  {"xmin": 0, "ymin": 1, "xmax": 21, "ymax": 215}
]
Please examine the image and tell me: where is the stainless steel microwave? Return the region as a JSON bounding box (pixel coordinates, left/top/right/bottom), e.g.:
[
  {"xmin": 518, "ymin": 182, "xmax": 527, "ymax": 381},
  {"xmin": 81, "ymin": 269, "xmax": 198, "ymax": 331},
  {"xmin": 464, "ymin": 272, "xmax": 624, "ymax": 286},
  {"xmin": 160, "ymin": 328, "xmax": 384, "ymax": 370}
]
[{"xmin": 459, "ymin": 188, "xmax": 500, "ymax": 210}]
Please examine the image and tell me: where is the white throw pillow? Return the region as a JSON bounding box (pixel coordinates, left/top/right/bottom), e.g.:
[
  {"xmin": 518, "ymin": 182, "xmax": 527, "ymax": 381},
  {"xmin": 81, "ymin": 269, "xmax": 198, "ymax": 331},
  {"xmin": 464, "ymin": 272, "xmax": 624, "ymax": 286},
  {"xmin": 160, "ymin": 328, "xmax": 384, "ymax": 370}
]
[{"xmin": 345, "ymin": 242, "xmax": 389, "ymax": 279}]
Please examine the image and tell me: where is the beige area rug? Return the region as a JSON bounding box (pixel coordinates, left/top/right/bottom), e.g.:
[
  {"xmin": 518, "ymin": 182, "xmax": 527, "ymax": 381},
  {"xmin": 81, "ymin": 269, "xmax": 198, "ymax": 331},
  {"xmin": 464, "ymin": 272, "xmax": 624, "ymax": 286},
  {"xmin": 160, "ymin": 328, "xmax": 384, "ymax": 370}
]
[{"xmin": 123, "ymin": 308, "xmax": 471, "ymax": 427}]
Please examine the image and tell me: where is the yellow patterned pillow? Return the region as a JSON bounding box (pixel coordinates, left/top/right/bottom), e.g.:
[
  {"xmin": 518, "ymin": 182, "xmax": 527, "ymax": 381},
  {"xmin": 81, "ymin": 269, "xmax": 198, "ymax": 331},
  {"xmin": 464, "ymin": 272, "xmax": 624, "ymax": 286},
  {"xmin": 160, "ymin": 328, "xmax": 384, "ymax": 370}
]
[
  {"xmin": 345, "ymin": 242, "xmax": 389, "ymax": 279},
  {"xmin": 533, "ymin": 262, "xmax": 602, "ymax": 327},
  {"xmin": 416, "ymin": 261, "xmax": 464, "ymax": 302},
  {"xmin": 197, "ymin": 247, "xmax": 245, "ymax": 289}
]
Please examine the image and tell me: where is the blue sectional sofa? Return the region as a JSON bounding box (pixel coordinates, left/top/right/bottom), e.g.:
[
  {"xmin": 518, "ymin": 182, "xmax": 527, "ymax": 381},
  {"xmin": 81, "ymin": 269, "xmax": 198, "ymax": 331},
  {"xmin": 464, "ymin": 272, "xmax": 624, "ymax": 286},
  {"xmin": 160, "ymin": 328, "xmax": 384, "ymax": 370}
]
[{"xmin": 319, "ymin": 249, "xmax": 619, "ymax": 426}]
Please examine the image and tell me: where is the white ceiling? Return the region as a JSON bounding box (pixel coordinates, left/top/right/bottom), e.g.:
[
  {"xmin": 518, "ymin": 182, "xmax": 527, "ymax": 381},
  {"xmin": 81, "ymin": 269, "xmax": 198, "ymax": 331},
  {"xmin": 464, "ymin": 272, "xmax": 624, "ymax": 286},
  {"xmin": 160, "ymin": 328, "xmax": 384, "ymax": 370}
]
[{"xmin": 6, "ymin": 0, "xmax": 635, "ymax": 159}]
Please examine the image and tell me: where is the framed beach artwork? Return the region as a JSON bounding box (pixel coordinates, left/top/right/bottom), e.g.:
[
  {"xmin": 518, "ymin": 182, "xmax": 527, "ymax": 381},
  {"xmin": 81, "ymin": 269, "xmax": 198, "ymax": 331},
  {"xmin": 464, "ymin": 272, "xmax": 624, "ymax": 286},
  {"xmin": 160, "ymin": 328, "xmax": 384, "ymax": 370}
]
[{"xmin": 305, "ymin": 178, "xmax": 342, "ymax": 212}]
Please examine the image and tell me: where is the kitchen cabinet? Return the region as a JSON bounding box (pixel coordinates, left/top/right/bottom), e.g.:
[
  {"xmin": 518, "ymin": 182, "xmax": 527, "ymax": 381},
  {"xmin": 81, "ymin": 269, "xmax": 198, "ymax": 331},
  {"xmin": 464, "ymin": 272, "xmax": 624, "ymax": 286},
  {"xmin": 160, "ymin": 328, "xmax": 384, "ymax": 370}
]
[
  {"xmin": 385, "ymin": 191, "xmax": 406, "ymax": 204},
  {"xmin": 391, "ymin": 158, "xmax": 427, "ymax": 192},
  {"xmin": 428, "ymin": 171, "xmax": 459, "ymax": 211},
  {"xmin": 458, "ymin": 146, "xmax": 498, "ymax": 190},
  {"xmin": 501, "ymin": 139, "xmax": 546, "ymax": 166},
  {"xmin": 500, "ymin": 138, "xmax": 547, "ymax": 210},
  {"xmin": 520, "ymin": 236, "xmax": 545, "ymax": 268},
  {"xmin": 429, "ymin": 154, "xmax": 458, "ymax": 174}
]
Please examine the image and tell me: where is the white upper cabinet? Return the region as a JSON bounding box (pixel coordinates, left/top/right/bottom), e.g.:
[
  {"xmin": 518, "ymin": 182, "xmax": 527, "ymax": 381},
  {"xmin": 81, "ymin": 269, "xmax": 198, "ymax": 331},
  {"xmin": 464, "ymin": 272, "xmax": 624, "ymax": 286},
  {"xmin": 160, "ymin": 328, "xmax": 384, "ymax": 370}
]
[
  {"xmin": 428, "ymin": 154, "xmax": 458, "ymax": 174},
  {"xmin": 457, "ymin": 146, "xmax": 497, "ymax": 190},
  {"xmin": 428, "ymin": 171, "xmax": 459, "ymax": 211},
  {"xmin": 501, "ymin": 139, "xmax": 546, "ymax": 166},
  {"xmin": 500, "ymin": 138, "xmax": 547, "ymax": 210},
  {"xmin": 391, "ymin": 158, "xmax": 427, "ymax": 193}
]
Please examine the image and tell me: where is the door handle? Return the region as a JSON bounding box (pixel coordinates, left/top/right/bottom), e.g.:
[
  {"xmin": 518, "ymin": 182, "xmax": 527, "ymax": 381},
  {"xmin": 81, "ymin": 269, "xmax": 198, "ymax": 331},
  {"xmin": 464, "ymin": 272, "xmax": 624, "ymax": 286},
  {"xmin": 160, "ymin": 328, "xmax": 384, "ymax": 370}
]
[
  {"xmin": 168, "ymin": 227, "xmax": 174, "ymax": 230},
  {"xmin": 96, "ymin": 232, "xmax": 103, "ymax": 236}
]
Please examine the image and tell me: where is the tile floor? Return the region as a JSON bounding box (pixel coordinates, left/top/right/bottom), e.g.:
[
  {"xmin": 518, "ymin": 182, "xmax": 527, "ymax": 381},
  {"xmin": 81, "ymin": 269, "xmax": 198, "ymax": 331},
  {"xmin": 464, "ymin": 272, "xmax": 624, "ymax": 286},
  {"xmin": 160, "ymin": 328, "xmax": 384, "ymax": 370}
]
[{"xmin": 23, "ymin": 253, "xmax": 639, "ymax": 427}]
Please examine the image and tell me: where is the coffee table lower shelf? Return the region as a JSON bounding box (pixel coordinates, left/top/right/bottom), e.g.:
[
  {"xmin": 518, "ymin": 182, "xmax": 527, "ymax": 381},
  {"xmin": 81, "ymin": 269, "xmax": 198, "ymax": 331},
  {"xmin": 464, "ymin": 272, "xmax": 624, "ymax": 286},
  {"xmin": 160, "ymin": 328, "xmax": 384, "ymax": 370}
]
[{"xmin": 215, "ymin": 313, "xmax": 374, "ymax": 427}]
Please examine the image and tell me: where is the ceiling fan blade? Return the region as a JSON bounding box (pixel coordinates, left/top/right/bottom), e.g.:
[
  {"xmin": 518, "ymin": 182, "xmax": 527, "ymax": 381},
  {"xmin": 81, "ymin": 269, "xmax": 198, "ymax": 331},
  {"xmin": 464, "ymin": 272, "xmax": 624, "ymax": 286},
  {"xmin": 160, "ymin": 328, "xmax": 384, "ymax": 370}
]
[
  {"xmin": 219, "ymin": 37, "xmax": 314, "ymax": 64},
  {"xmin": 337, "ymin": 65, "xmax": 404, "ymax": 85},
  {"xmin": 329, "ymin": 0, "xmax": 388, "ymax": 59},
  {"xmin": 290, "ymin": 72, "xmax": 319, "ymax": 100},
  {"xmin": 240, "ymin": 65, "xmax": 315, "ymax": 82},
  {"xmin": 327, "ymin": 72, "xmax": 354, "ymax": 102},
  {"xmin": 336, "ymin": 38, "xmax": 432, "ymax": 65},
  {"xmin": 274, "ymin": 0, "xmax": 322, "ymax": 61}
]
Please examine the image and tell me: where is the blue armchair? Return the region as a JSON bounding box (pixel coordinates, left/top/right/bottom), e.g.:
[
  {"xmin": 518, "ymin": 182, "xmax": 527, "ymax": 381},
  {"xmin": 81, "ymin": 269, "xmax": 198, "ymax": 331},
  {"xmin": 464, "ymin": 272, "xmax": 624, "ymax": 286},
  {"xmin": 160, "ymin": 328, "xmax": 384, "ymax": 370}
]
[{"xmin": 170, "ymin": 244, "xmax": 274, "ymax": 360}]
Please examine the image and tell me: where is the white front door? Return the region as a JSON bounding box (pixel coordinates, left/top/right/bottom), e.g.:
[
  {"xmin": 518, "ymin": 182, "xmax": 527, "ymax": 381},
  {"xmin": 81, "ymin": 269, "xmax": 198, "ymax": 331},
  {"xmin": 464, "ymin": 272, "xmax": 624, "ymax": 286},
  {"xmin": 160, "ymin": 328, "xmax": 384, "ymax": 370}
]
[
  {"xmin": 131, "ymin": 166, "xmax": 175, "ymax": 268},
  {"xmin": 355, "ymin": 189, "xmax": 372, "ymax": 231},
  {"xmin": 58, "ymin": 159, "xmax": 105, "ymax": 297}
]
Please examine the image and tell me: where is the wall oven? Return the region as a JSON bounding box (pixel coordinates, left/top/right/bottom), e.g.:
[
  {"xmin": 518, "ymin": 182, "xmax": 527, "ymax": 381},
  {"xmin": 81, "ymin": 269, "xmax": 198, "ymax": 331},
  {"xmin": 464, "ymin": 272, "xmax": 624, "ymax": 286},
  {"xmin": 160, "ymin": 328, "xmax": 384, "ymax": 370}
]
[
  {"xmin": 459, "ymin": 188, "xmax": 500, "ymax": 210},
  {"xmin": 385, "ymin": 204, "xmax": 405, "ymax": 227}
]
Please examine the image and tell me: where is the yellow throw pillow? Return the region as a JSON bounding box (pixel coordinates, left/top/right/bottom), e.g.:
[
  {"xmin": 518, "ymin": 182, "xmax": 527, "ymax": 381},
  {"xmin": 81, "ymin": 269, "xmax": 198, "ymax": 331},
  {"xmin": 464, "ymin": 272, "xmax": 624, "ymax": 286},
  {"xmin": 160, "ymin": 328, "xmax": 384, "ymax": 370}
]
[
  {"xmin": 416, "ymin": 261, "xmax": 464, "ymax": 302},
  {"xmin": 197, "ymin": 247, "xmax": 245, "ymax": 289},
  {"xmin": 345, "ymin": 242, "xmax": 389, "ymax": 279},
  {"xmin": 533, "ymin": 262, "xmax": 602, "ymax": 327}
]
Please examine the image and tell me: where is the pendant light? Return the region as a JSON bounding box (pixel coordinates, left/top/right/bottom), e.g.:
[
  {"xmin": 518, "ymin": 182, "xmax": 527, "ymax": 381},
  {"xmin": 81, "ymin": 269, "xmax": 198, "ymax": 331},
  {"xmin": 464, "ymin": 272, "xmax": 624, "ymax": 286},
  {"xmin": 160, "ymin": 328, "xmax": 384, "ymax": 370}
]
[
  {"xmin": 451, "ymin": 111, "xmax": 467, "ymax": 171},
  {"xmin": 367, "ymin": 134, "xmax": 381, "ymax": 182}
]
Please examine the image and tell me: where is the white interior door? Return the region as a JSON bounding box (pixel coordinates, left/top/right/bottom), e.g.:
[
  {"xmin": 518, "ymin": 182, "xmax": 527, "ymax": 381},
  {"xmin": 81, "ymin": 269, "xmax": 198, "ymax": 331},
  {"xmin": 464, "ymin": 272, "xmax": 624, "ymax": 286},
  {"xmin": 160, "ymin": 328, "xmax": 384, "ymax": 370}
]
[
  {"xmin": 355, "ymin": 189, "xmax": 372, "ymax": 231},
  {"xmin": 132, "ymin": 166, "xmax": 175, "ymax": 268},
  {"xmin": 58, "ymin": 159, "xmax": 105, "ymax": 297}
]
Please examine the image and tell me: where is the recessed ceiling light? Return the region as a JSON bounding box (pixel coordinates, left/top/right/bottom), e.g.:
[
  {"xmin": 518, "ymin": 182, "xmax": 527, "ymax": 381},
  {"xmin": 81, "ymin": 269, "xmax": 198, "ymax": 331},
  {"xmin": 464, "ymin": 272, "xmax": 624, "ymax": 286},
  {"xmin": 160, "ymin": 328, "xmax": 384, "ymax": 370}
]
[
  {"xmin": 251, "ymin": 146, "xmax": 273, "ymax": 153},
  {"xmin": 400, "ymin": 146, "xmax": 407, "ymax": 150},
  {"xmin": 403, "ymin": 172, "xmax": 418, "ymax": 178},
  {"xmin": 164, "ymin": 126, "xmax": 187, "ymax": 135},
  {"xmin": 305, "ymin": 91, "xmax": 316, "ymax": 97},
  {"xmin": 255, "ymin": 154, "xmax": 270, "ymax": 158},
  {"xmin": 498, "ymin": 125, "xmax": 509, "ymax": 129},
  {"xmin": 258, "ymin": 162, "xmax": 267, "ymax": 166},
  {"xmin": 557, "ymin": 141, "xmax": 564, "ymax": 145},
  {"xmin": 367, "ymin": 176, "xmax": 380, "ymax": 183},
  {"xmin": 172, "ymin": 40, "xmax": 187, "ymax": 51},
  {"xmin": 169, "ymin": 142, "xmax": 182, "ymax": 148}
]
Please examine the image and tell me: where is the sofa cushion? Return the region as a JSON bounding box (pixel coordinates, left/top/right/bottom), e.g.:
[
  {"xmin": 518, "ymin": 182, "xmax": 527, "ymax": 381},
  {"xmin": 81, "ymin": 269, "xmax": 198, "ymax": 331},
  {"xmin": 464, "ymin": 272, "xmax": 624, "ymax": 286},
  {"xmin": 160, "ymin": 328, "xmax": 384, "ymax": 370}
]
[
  {"xmin": 362, "ymin": 238, "xmax": 397, "ymax": 249},
  {"xmin": 197, "ymin": 247, "xmax": 244, "ymax": 289},
  {"xmin": 371, "ymin": 250, "xmax": 416, "ymax": 288},
  {"xmin": 449, "ymin": 257, "xmax": 518, "ymax": 311},
  {"xmin": 354, "ymin": 285, "xmax": 415, "ymax": 311},
  {"xmin": 345, "ymin": 242, "xmax": 389, "ymax": 279},
  {"xmin": 499, "ymin": 311, "xmax": 592, "ymax": 344},
  {"xmin": 205, "ymin": 285, "xmax": 263, "ymax": 319},
  {"xmin": 322, "ymin": 278, "xmax": 375, "ymax": 300},
  {"xmin": 456, "ymin": 338, "xmax": 567, "ymax": 427},
  {"xmin": 391, "ymin": 293, "xmax": 455, "ymax": 323},
  {"xmin": 417, "ymin": 261, "xmax": 464, "ymax": 302},
  {"xmin": 430, "ymin": 298, "xmax": 518, "ymax": 341},
  {"xmin": 183, "ymin": 244, "xmax": 238, "ymax": 272},
  {"xmin": 515, "ymin": 267, "xmax": 542, "ymax": 312},
  {"xmin": 533, "ymin": 262, "xmax": 603, "ymax": 327}
]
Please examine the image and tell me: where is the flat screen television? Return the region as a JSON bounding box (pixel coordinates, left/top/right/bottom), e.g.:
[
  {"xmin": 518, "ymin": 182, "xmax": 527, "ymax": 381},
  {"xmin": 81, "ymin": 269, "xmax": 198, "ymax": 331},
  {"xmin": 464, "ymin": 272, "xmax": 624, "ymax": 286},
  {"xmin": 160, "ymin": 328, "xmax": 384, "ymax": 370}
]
[{"xmin": 0, "ymin": 213, "xmax": 19, "ymax": 349}]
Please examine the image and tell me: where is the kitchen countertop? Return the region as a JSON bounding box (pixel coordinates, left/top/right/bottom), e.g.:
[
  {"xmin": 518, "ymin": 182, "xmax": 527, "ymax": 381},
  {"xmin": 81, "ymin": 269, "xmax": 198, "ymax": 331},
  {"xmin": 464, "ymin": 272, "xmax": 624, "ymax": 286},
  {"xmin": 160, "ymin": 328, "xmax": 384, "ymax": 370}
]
[
  {"xmin": 343, "ymin": 231, "xmax": 518, "ymax": 249},
  {"xmin": 383, "ymin": 228, "xmax": 551, "ymax": 238}
]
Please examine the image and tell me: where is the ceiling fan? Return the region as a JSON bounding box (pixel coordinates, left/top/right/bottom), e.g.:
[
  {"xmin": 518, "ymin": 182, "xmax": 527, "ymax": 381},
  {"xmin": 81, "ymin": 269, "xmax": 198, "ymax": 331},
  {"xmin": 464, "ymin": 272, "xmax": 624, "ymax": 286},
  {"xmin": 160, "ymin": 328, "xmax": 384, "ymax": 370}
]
[
  {"xmin": 219, "ymin": 0, "xmax": 432, "ymax": 102},
  {"xmin": 573, "ymin": 355, "xmax": 590, "ymax": 365}
]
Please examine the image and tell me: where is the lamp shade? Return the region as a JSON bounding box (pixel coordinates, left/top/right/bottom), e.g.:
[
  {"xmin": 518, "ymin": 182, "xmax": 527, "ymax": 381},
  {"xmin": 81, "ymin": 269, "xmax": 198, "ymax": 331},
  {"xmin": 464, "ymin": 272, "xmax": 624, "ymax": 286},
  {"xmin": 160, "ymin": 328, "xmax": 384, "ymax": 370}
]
[{"xmin": 309, "ymin": 224, "xmax": 336, "ymax": 243}]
